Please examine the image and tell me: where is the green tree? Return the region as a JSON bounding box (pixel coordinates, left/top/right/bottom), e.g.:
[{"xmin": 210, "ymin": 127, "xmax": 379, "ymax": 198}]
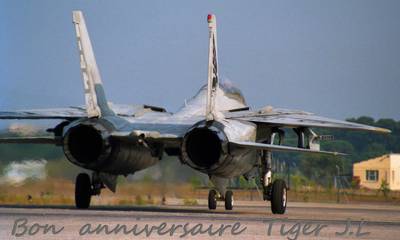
[
  {"xmin": 379, "ymin": 180, "xmax": 390, "ymax": 199},
  {"xmin": 299, "ymin": 154, "xmax": 345, "ymax": 186}
]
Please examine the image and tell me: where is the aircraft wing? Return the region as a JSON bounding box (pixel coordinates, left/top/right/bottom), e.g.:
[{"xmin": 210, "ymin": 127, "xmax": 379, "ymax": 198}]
[
  {"xmin": 226, "ymin": 107, "xmax": 390, "ymax": 133},
  {"xmin": 0, "ymin": 104, "xmax": 168, "ymax": 120},
  {"xmin": 0, "ymin": 108, "xmax": 86, "ymax": 120}
]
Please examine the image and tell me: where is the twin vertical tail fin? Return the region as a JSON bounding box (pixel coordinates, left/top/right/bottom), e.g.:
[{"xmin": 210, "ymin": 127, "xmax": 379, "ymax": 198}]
[
  {"xmin": 205, "ymin": 14, "xmax": 219, "ymax": 121},
  {"xmin": 72, "ymin": 11, "xmax": 114, "ymax": 118},
  {"xmin": 72, "ymin": 12, "xmax": 219, "ymax": 120}
]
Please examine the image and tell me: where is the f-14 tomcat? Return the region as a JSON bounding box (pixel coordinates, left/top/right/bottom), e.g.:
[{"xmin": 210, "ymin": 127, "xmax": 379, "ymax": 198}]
[{"xmin": 0, "ymin": 11, "xmax": 390, "ymax": 214}]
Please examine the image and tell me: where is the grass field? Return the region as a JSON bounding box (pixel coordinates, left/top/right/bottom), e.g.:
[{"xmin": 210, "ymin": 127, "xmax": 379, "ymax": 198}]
[{"xmin": 0, "ymin": 178, "xmax": 399, "ymax": 206}]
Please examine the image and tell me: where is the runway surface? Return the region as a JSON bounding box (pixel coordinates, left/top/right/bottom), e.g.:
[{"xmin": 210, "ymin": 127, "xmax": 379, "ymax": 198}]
[{"xmin": 0, "ymin": 201, "xmax": 399, "ymax": 239}]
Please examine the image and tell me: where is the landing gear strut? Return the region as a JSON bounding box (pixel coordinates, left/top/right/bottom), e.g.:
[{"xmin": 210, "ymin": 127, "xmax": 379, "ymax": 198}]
[
  {"xmin": 75, "ymin": 172, "xmax": 104, "ymax": 209},
  {"xmin": 260, "ymin": 150, "xmax": 273, "ymax": 201}
]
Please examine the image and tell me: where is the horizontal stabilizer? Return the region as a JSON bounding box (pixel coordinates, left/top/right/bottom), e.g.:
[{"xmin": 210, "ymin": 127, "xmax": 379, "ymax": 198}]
[
  {"xmin": 230, "ymin": 141, "xmax": 345, "ymax": 156},
  {"xmin": 0, "ymin": 137, "xmax": 58, "ymax": 144}
]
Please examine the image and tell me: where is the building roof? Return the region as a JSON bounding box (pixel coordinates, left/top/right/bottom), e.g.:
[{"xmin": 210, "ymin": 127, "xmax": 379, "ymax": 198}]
[{"xmin": 353, "ymin": 154, "xmax": 391, "ymax": 166}]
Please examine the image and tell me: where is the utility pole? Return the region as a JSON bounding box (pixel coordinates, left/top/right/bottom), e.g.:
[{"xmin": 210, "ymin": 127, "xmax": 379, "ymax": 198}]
[
  {"xmin": 286, "ymin": 159, "xmax": 291, "ymax": 190},
  {"xmin": 336, "ymin": 165, "xmax": 340, "ymax": 203}
]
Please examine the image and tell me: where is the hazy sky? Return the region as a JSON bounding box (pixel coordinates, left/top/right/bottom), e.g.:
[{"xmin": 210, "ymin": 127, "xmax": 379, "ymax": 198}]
[{"xmin": 1, "ymin": 0, "xmax": 399, "ymax": 122}]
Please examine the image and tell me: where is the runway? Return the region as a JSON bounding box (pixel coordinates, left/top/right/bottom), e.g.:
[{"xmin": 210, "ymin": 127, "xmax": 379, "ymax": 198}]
[{"xmin": 0, "ymin": 201, "xmax": 399, "ymax": 239}]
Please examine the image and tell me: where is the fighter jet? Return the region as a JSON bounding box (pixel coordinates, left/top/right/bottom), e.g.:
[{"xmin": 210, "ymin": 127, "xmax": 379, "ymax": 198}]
[{"xmin": 0, "ymin": 11, "xmax": 390, "ymax": 214}]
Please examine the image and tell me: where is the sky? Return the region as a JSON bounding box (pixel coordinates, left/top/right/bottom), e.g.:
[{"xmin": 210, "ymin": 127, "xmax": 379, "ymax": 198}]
[{"xmin": 1, "ymin": 0, "xmax": 399, "ymax": 125}]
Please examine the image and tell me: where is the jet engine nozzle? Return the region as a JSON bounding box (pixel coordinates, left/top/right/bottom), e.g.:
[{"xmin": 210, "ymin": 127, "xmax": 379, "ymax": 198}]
[
  {"xmin": 63, "ymin": 119, "xmax": 113, "ymax": 169},
  {"xmin": 181, "ymin": 121, "xmax": 229, "ymax": 171}
]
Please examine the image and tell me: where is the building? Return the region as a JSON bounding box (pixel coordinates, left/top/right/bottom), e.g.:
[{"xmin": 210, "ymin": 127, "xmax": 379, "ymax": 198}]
[{"xmin": 353, "ymin": 154, "xmax": 400, "ymax": 191}]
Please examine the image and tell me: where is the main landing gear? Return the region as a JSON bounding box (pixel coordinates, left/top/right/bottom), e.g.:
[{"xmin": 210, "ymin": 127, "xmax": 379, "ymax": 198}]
[
  {"xmin": 208, "ymin": 189, "xmax": 234, "ymax": 210},
  {"xmin": 261, "ymin": 150, "xmax": 287, "ymax": 214},
  {"xmin": 270, "ymin": 179, "xmax": 287, "ymax": 214},
  {"xmin": 75, "ymin": 172, "xmax": 104, "ymax": 209}
]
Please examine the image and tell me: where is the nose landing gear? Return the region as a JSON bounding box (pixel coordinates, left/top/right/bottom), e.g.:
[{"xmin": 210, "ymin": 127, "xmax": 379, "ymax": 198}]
[
  {"xmin": 224, "ymin": 190, "xmax": 234, "ymax": 210},
  {"xmin": 208, "ymin": 189, "xmax": 218, "ymax": 210},
  {"xmin": 207, "ymin": 189, "xmax": 234, "ymax": 210}
]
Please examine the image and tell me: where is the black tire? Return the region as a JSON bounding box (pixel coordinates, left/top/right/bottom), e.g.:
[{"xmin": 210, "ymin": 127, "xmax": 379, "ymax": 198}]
[
  {"xmin": 208, "ymin": 189, "xmax": 217, "ymax": 210},
  {"xmin": 75, "ymin": 173, "xmax": 92, "ymax": 209},
  {"xmin": 271, "ymin": 179, "xmax": 287, "ymax": 214},
  {"xmin": 224, "ymin": 190, "xmax": 234, "ymax": 210}
]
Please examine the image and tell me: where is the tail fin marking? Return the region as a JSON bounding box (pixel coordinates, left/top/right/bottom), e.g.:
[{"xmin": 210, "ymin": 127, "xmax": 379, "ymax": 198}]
[
  {"xmin": 72, "ymin": 11, "xmax": 114, "ymax": 117},
  {"xmin": 206, "ymin": 14, "xmax": 219, "ymax": 121}
]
